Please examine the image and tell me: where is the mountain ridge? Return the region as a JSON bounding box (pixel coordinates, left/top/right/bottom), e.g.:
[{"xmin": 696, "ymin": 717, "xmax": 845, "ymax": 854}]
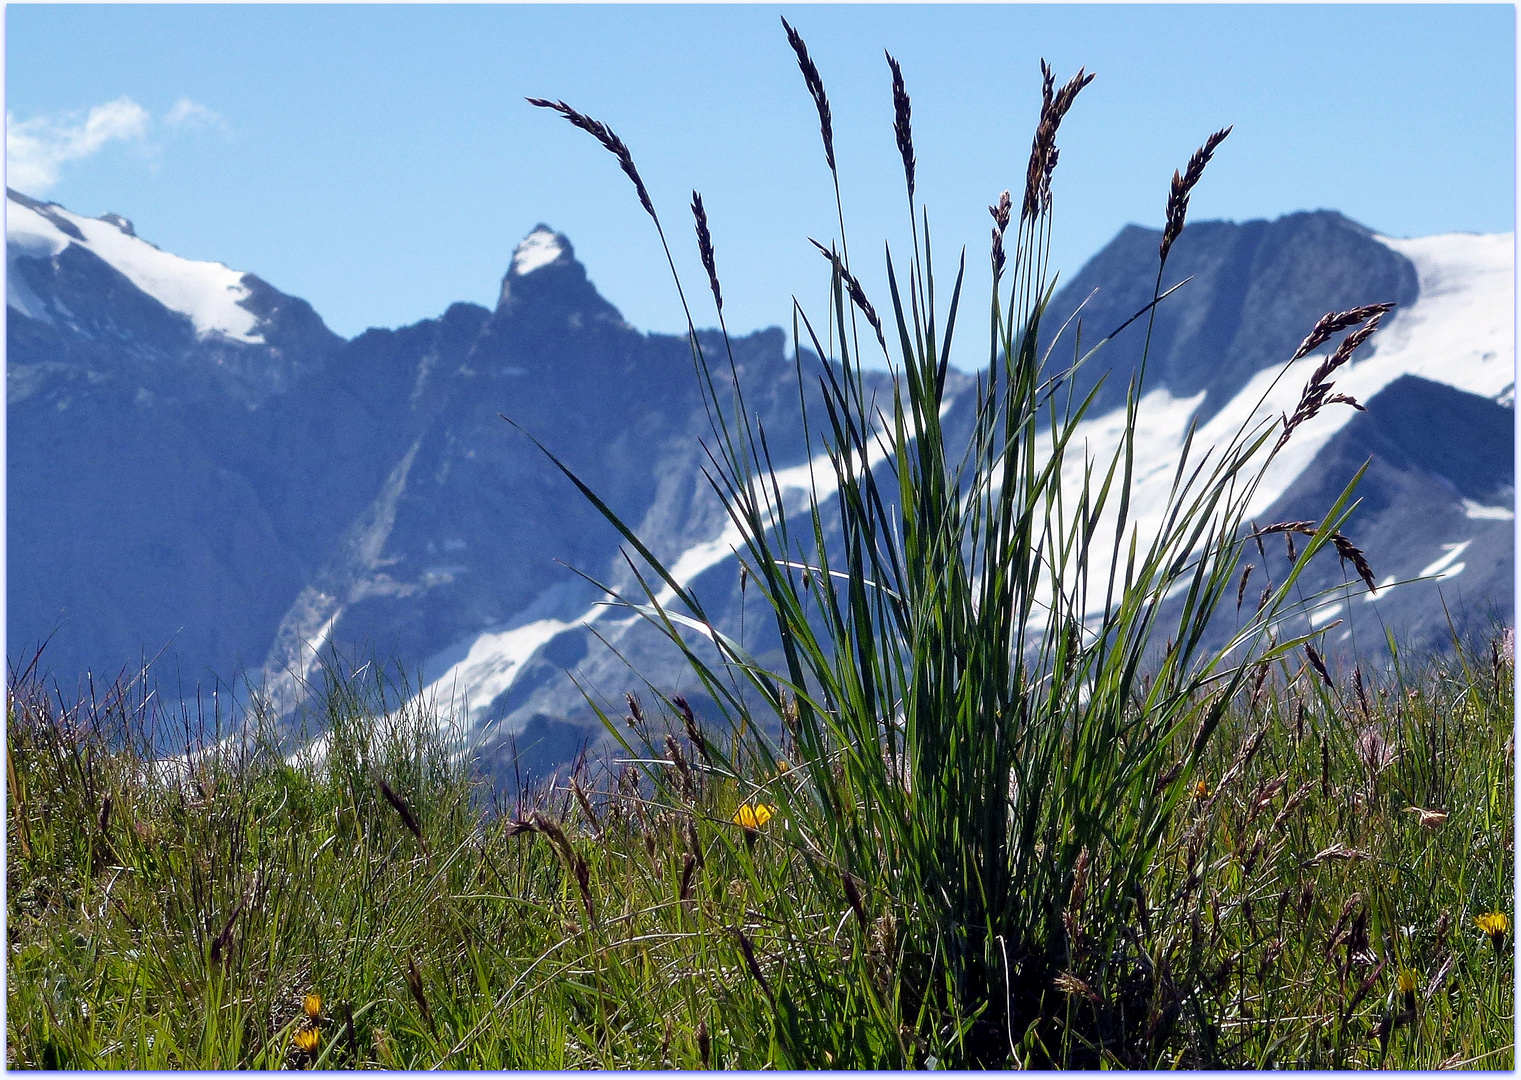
[{"xmin": 7, "ymin": 192, "xmax": 1512, "ymax": 776}]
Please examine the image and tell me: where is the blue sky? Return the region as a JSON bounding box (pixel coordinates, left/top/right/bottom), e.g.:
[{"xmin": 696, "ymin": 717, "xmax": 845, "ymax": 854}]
[{"xmin": 6, "ymin": 4, "xmax": 1515, "ymax": 354}]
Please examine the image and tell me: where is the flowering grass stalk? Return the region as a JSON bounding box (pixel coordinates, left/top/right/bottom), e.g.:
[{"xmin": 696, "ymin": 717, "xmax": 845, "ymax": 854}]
[{"xmin": 520, "ymin": 19, "xmax": 1407, "ymax": 1068}]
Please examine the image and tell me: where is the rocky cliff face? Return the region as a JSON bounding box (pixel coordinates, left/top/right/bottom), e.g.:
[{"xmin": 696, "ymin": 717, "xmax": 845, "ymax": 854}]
[
  {"xmin": 7, "ymin": 188, "xmax": 342, "ymax": 689},
  {"xmin": 8, "ymin": 191, "xmax": 1512, "ymax": 778},
  {"xmin": 1037, "ymin": 211, "xmax": 1422, "ymax": 421}
]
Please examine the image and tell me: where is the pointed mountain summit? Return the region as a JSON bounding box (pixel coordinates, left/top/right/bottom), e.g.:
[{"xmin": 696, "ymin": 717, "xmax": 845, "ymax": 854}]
[{"xmin": 492, "ymin": 224, "xmax": 625, "ymax": 329}]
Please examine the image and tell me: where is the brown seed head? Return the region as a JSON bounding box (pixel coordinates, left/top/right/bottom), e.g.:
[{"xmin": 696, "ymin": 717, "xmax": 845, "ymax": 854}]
[
  {"xmin": 690, "ymin": 192, "xmax": 722, "ymax": 315},
  {"xmin": 990, "ymin": 189, "xmax": 1012, "ymax": 233},
  {"xmin": 842, "ymin": 870, "xmax": 869, "ymax": 931},
  {"xmin": 1305, "ymin": 642, "xmax": 1333, "ymax": 689},
  {"xmin": 527, "ymin": 98, "xmax": 656, "ymax": 222},
  {"xmin": 1022, "ymin": 61, "xmax": 1093, "ymax": 221},
  {"xmin": 990, "ymin": 189, "xmax": 1013, "ymax": 276},
  {"xmin": 1290, "ymin": 303, "xmax": 1397, "ymax": 362},
  {"xmin": 664, "ymin": 733, "xmax": 696, "ymax": 801},
  {"xmin": 403, "ymin": 955, "xmax": 436, "ymax": 1036},
  {"xmin": 1053, "ymin": 971, "xmax": 1102, "ymax": 1004},
  {"xmin": 378, "ymin": 779, "xmax": 427, "ymax": 852},
  {"xmin": 735, "ymin": 927, "xmax": 776, "ymax": 1005},
  {"xmin": 679, "ymin": 851, "xmax": 697, "ymax": 902},
  {"xmin": 781, "ymin": 18, "xmax": 835, "ymax": 173},
  {"xmin": 673, "ymin": 694, "xmax": 711, "ymax": 766},
  {"xmin": 571, "ymin": 777, "xmax": 602, "ymax": 840},
  {"xmin": 1236, "ymin": 562, "xmax": 1254, "ymax": 611},
  {"xmin": 1160, "ymin": 126, "xmax": 1232, "ymax": 263},
  {"xmin": 886, "ymin": 51, "xmax": 915, "ymax": 201},
  {"xmin": 810, "ymin": 238, "xmax": 888, "ymax": 354}
]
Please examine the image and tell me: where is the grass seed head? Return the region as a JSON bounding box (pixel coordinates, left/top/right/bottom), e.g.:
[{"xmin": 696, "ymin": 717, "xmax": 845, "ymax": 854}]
[
  {"xmin": 781, "ymin": 17, "xmax": 835, "ymax": 172},
  {"xmin": 1290, "ymin": 302, "xmax": 1397, "ymax": 362},
  {"xmin": 886, "ymin": 51, "xmax": 915, "ymax": 201},
  {"xmin": 679, "ymin": 851, "xmax": 697, "ymax": 902},
  {"xmin": 735, "ymin": 927, "xmax": 776, "ymax": 1005},
  {"xmin": 527, "ymin": 98, "xmax": 656, "ymax": 222},
  {"xmin": 403, "ymin": 955, "xmax": 436, "ymax": 1036},
  {"xmin": 1160, "ymin": 126, "xmax": 1232, "ymax": 263},
  {"xmin": 378, "ymin": 778, "xmax": 426, "ymax": 852},
  {"xmin": 809, "ymin": 238, "xmax": 888, "ymax": 353},
  {"xmin": 842, "ymin": 870, "xmax": 869, "ymax": 930},
  {"xmin": 1405, "ymin": 805, "xmax": 1449, "ymax": 829},
  {"xmin": 690, "ymin": 191, "xmax": 722, "ymax": 315},
  {"xmin": 673, "ymin": 694, "xmax": 710, "ymax": 767},
  {"xmin": 1022, "ymin": 61, "xmax": 1094, "ymax": 221}
]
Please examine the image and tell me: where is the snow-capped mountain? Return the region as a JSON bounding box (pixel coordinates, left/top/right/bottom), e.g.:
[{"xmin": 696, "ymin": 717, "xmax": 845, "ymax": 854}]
[
  {"xmin": 7, "ymin": 190, "xmax": 1513, "ymax": 781},
  {"xmin": 7, "ymin": 189, "xmax": 338, "ymax": 404},
  {"xmin": 1017, "ymin": 217, "xmax": 1513, "ymax": 652}
]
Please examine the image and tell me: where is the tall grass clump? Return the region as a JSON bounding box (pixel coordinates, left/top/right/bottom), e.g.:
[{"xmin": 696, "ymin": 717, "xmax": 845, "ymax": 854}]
[{"xmin": 526, "ymin": 22, "xmax": 1416, "ymax": 1067}]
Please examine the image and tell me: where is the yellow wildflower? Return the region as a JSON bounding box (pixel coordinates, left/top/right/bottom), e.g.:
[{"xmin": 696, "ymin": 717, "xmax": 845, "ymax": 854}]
[
  {"xmin": 292, "ymin": 1027, "xmax": 321, "ymax": 1054},
  {"xmin": 303, "ymin": 993, "xmax": 322, "ymax": 1020},
  {"xmin": 733, "ymin": 803, "xmax": 775, "ymax": 830},
  {"xmin": 1396, "ymin": 968, "xmax": 1418, "ymax": 995},
  {"xmin": 1475, "ymin": 911, "xmax": 1510, "ymax": 942},
  {"xmin": 1194, "ymin": 780, "xmax": 1210, "ymax": 800}
]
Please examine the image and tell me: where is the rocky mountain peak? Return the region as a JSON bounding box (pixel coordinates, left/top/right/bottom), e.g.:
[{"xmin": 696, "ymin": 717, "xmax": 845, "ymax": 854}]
[
  {"xmin": 491, "ymin": 225, "xmax": 625, "ymax": 331},
  {"xmin": 98, "ymin": 212, "xmax": 136, "ymax": 237},
  {"xmin": 510, "ymin": 225, "xmax": 572, "ymax": 277}
]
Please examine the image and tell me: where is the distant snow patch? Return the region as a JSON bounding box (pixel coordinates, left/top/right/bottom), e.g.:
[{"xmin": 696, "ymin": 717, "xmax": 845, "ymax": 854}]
[
  {"xmin": 512, "ymin": 228, "xmax": 563, "ymax": 276},
  {"xmin": 1308, "ymin": 601, "xmax": 1344, "ymax": 628},
  {"xmin": 1416, "ymin": 541, "xmax": 1471, "ymax": 583},
  {"xmin": 421, "ymin": 616, "xmax": 576, "ymax": 730},
  {"xmin": 1373, "ymin": 232, "xmax": 1514, "ymax": 402},
  {"xmin": 1038, "ymin": 229, "xmax": 1514, "ymax": 620},
  {"xmin": 1462, "ymin": 498, "xmax": 1514, "ymax": 521},
  {"xmin": 6, "ymin": 202, "xmax": 64, "ymax": 322}
]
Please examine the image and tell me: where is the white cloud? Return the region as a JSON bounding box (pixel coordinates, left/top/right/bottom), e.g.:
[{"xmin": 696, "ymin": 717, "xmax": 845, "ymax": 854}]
[
  {"xmin": 7, "ymin": 97, "xmax": 152, "ymax": 195},
  {"xmin": 165, "ymin": 98, "xmax": 229, "ymax": 135},
  {"xmin": 6, "ymin": 97, "xmax": 229, "ymax": 196}
]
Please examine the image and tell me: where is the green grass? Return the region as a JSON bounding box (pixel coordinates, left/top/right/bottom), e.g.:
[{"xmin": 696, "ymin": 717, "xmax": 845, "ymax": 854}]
[
  {"xmin": 5, "ymin": 642, "xmax": 1513, "ymax": 1068},
  {"xmin": 8, "ymin": 29, "xmax": 1515, "ymax": 1069}
]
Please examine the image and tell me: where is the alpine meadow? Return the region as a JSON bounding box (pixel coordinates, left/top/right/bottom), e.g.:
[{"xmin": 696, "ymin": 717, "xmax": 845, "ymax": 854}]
[{"xmin": 7, "ymin": 20, "xmax": 1514, "ymax": 1071}]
